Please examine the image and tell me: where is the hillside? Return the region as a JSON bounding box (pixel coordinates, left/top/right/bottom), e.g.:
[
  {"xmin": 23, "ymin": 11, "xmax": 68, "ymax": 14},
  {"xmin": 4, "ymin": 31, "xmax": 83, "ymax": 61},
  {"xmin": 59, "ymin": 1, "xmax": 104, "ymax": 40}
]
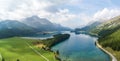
[
  {"xmin": 78, "ymin": 21, "xmax": 102, "ymax": 32},
  {"xmin": 76, "ymin": 15, "xmax": 120, "ymax": 51},
  {"xmin": 91, "ymin": 16, "xmax": 120, "ymax": 37},
  {"xmin": 98, "ymin": 28, "xmax": 120, "ymax": 61},
  {"xmin": 90, "ymin": 15, "xmax": 120, "ymax": 50},
  {"xmin": 98, "ymin": 29, "xmax": 120, "ymax": 50},
  {"xmin": 22, "ymin": 16, "xmax": 71, "ymax": 31},
  {"xmin": 0, "ymin": 20, "xmax": 35, "ymax": 38},
  {"xmin": 91, "ymin": 16, "xmax": 120, "ymax": 61},
  {"xmin": 0, "ymin": 37, "xmax": 58, "ymax": 61},
  {"xmin": 0, "ymin": 16, "xmax": 71, "ymax": 38}
]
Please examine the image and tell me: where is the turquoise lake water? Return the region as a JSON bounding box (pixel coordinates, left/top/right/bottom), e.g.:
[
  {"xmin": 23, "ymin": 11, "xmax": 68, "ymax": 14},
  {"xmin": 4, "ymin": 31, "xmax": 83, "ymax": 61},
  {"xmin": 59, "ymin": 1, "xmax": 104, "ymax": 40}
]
[
  {"xmin": 51, "ymin": 33, "xmax": 110, "ymax": 61},
  {"xmin": 24, "ymin": 31, "xmax": 110, "ymax": 61}
]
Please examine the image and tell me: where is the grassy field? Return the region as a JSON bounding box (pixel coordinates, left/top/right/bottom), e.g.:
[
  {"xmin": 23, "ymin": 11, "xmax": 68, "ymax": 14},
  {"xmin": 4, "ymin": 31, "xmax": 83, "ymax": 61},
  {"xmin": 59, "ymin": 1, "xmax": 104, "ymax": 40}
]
[
  {"xmin": 0, "ymin": 37, "xmax": 57, "ymax": 61},
  {"xmin": 105, "ymin": 47, "xmax": 120, "ymax": 61}
]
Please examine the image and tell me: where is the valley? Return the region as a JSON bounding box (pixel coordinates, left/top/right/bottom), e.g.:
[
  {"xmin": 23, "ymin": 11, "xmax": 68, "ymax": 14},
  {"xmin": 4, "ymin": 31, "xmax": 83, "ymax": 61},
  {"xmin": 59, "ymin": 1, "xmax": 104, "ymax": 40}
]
[
  {"xmin": 0, "ymin": 15, "xmax": 120, "ymax": 61},
  {"xmin": 0, "ymin": 37, "xmax": 57, "ymax": 61},
  {"xmin": 0, "ymin": 33, "xmax": 70, "ymax": 61},
  {"xmin": 78, "ymin": 15, "xmax": 120, "ymax": 61},
  {"xmin": 0, "ymin": 0, "xmax": 120, "ymax": 61}
]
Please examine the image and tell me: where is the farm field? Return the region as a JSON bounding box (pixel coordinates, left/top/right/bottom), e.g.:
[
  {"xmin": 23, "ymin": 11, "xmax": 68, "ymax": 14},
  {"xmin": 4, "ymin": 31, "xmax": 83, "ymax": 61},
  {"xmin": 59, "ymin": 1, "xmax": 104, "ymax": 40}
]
[{"xmin": 0, "ymin": 37, "xmax": 57, "ymax": 61}]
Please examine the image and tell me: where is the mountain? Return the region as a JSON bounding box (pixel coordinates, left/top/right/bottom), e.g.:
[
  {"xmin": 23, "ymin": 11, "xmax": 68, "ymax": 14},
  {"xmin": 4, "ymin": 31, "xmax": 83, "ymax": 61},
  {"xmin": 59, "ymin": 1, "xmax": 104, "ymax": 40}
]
[
  {"xmin": 83, "ymin": 15, "xmax": 120, "ymax": 60},
  {"xmin": 91, "ymin": 15, "xmax": 120, "ymax": 37},
  {"xmin": 0, "ymin": 16, "xmax": 71, "ymax": 38},
  {"xmin": 76, "ymin": 16, "xmax": 120, "ymax": 35},
  {"xmin": 73, "ymin": 21, "xmax": 102, "ymax": 36},
  {"xmin": 92, "ymin": 15, "xmax": 120, "ymax": 51},
  {"xmin": 21, "ymin": 16, "xmax": 71, "ymax": 31},
  {"xmin": 76, "ymin": 21, "xmax": 102, "ymax": 32},
  {"xmin": 0, "ymin": 20, "xmax": 35, "ymax": 38}
]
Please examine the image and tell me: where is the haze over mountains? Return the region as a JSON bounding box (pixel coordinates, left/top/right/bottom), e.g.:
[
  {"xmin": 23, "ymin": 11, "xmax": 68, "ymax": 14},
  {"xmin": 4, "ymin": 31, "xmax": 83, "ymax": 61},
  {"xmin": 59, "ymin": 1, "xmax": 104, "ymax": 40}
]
[
  {"xmin": 91, "ymin": 15, "xmax": 120, "ymax": 37},
  {"xmin": 21, "ymin": 16, "xmax": 70, "ymax": 31},
  {"xmin": 94, "ymin": 15, "xmax": 120, "ymax": 52},
  {"xmin": 0, "ymin": 16, "xmax": 71, "ymax": 38},
  {"xmin": 77, "ymin": 15, "xmax": 120, "ymax": 35},
  {"xmin": 76, "ymin": 21, "xmax": 102, "ymax": 32},
  {"xmin": 77, "ymin": 15, "xmax": 120, "ymax": 51}
]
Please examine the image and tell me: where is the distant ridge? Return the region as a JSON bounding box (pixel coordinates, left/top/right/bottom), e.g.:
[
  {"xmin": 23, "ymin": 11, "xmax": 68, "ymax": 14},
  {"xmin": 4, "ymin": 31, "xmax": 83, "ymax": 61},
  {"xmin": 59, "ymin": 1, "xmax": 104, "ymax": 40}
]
[{"xmin": 0, "ymin": 16, "xmax": 71, "ymax": 38}]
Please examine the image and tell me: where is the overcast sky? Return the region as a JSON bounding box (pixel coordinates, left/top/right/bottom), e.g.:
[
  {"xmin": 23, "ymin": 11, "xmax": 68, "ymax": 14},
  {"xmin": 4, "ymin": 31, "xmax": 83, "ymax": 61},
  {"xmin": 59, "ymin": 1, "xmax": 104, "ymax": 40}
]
[{"xmin": 0, "ymin": 0, "xmax": 120, "ymax": 28}]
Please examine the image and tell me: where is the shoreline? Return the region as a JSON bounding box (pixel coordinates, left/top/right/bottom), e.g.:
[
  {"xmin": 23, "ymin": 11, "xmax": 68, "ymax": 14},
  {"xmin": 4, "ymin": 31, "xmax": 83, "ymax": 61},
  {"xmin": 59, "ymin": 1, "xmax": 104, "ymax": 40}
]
[
  {"xmin": 35, "ymin": 34, "xmax": 70, "ymax": 61},
  {"xmin": 95, "ymin": 41, "xmax": 117, "ymax": 61}
]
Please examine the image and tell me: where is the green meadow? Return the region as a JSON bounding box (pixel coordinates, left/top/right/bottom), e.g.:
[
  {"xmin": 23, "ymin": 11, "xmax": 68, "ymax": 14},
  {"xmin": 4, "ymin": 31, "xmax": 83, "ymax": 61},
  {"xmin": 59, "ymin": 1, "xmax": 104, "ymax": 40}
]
[{"xmin": 0, "ymin": 37, "xmax": 57, "ymax": 61}]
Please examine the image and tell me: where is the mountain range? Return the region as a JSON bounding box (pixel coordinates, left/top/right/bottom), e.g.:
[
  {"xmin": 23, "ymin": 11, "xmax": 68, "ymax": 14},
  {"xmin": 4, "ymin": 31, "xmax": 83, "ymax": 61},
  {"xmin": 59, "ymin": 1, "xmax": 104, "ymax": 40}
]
[
  {"xmin": 78, "ymin": 15, "xmax": 120, "ymax": 51},
  {"xmin": 92, "ymin": 16, "xmax": 120, "ymax": 51},
  {"xmin": 75, "ymin": 21, "xmax": 102, "ymax": 32},
  {"xmin": 91, "ymin": 16, "xmax": 120, "ymax": 37},
  {"xmin": 0, "ymin": 16, "xmax": 71, "ymax": 38},
  {"xmin": 94, "ymin": 16, "xmax": 120, "ymax": 61},
  {"xmin": 21, "ymin": 16, "xmax": 70, "ymax": 31}
]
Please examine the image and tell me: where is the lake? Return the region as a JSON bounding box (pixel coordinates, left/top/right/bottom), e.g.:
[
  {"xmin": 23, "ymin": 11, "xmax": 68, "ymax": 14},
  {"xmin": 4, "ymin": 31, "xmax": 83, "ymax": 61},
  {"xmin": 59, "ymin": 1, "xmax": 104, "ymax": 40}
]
[
  {"xmin": 51, "ymin": 32, "xmax": 110, "ymax": 61},
  {"xmin": 23, "ymin": 31, "xmax": 110, "ymax": 61}
]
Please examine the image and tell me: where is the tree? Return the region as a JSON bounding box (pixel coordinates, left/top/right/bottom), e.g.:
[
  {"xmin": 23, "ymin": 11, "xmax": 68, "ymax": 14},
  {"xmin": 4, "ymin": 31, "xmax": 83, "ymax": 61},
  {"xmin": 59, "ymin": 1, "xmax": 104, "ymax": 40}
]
[
  {"xmin": 2, "ymin": 58, "xmax": 5, "ymax": 61},
  {"xmin": 17, "ymin": 59, "xmax": 20, "ymax": 61}
]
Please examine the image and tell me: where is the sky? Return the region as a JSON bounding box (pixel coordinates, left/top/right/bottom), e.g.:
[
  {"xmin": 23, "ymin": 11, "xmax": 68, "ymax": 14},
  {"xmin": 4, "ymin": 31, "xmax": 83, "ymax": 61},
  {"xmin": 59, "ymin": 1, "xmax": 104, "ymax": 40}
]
[{"xmin": 0, "ymin": 0, "xmax": 120, "ymax": 28}]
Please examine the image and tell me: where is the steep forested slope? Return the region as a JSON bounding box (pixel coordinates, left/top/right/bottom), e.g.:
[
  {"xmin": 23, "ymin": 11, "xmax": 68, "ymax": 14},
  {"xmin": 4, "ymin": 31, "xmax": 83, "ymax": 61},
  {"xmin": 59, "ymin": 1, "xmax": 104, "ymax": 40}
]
[
  {"xmin": 98, "ymin": 29, "xmax": 120, "ymax": 51},
  {"xmin": 92, "ymin": 15, "xmax": 120, "ymax": 61},
  {"xmin": 91, "ymin": 16, "xmax": 120, "ymax": 50},
  {"xmin": 91, "ymin": 15, "xmax": 120, "ymax": 37}
]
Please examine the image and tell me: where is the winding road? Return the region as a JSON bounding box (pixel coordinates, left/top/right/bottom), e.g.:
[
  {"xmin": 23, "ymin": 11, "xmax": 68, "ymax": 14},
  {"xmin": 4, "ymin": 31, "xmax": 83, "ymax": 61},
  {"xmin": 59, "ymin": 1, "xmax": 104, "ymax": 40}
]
[{"xmin": 96, "ymin": 41, "xmax": 117, "ymax": 61}]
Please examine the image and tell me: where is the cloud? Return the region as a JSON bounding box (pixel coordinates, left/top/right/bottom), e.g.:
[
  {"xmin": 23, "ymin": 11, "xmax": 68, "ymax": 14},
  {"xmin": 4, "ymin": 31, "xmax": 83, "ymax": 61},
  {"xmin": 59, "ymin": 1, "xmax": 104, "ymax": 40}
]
[
  {"xmin": 0, "ymin": 0, "xmax": 53, "ymax": 20},
  {"xmin": 0, "ymin": 0, "xmax": 80, "ymax": 28},
  {"xmin": 48, "ymin": 9, "xmax": 92, "ymax": 28},
  {"xmin": 0, "ymin": 0, "xmax": 120, "ymax": 28},
  {"xmin": 70, "ymin": 8, "xmax": 120, "ymax": 28},
  {"xmin": 47, "ymin": 0, "xmax": 82, "ymax": 5},
  {"xmin": 48, "ymin": 9, "xmax": 76, "ymax": 23},
  {"xmin": 0, "ymin": 0, "xmax": 79, "ymax": 21},
  {"xmin": 45, "ymin": 3, "xmax": 120, "ymax": 28},
  {"xmin": 93, "ymin": 8, "xmax": 120, "ymax": 21}
]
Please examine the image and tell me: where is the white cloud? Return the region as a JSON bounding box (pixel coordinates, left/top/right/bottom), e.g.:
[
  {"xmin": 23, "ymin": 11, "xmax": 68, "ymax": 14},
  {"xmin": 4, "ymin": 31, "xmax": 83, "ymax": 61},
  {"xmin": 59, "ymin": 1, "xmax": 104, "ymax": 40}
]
[
  {"xmin": 67, "ymin": 8, "xmax": 120, "ymax": 28},
  {"xmin": 0, "ymin": 0, "xmax": 120, "ymax": 28},
  {"xmin": 48, "ymin": 9, "xmax": 77, "ymax": 23},
  {"xmin": 0, "ymin": 0, "xmax": 80, "ymax": 28},
  {"xmin": 79, "ymin": 14, "xmax": 92, "ymax": 24},
  {"xmin": 93, "ymin": 8, "xmax": 120, "ymax": 21},
  {"xmin": 61, "ymin": 13, "xmax": 92, "ymax": 28},
  {"xmin": 0, "ymin": 0, "xmax": 79, "ymax": 28},
  {"xmin": 47, "ymin": 8, "xmax": 120, "ymax": 28},
  {"xmin": 0, "ymin": 0, "xmax": 53, "ymax": 20},
  {"xmin": 48, "ymin": 10, "xmax": 92, "ymax": 28},
  {"xmin": 47, "ymin": 0, "xmax": 82, "ymax": 5},
  {"xmin": 0, "ymin": 0, "xmax": 79, "ymax": 21}
]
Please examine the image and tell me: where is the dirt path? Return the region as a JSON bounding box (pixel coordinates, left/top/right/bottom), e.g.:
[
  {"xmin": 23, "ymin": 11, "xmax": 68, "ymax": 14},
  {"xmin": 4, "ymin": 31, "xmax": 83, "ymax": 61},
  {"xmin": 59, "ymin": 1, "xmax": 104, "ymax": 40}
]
[
  {"xmin": 0, "ymin": 53, "xmax": 2, "ymax": 61},
  {"xmin": 26, "ymin": 42, "xmax": 49, "ymax": 61},
  {"xmin": 96, "ymin": 41, "xmax": 117, "ymax": 61}
]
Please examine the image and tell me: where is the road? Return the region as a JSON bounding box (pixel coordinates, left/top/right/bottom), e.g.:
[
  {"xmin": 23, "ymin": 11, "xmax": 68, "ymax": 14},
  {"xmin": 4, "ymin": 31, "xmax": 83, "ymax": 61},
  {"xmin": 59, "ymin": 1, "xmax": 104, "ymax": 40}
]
[{"xmin": 96, "ymin": 41, "xmax": 117, "ymax": 61}]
